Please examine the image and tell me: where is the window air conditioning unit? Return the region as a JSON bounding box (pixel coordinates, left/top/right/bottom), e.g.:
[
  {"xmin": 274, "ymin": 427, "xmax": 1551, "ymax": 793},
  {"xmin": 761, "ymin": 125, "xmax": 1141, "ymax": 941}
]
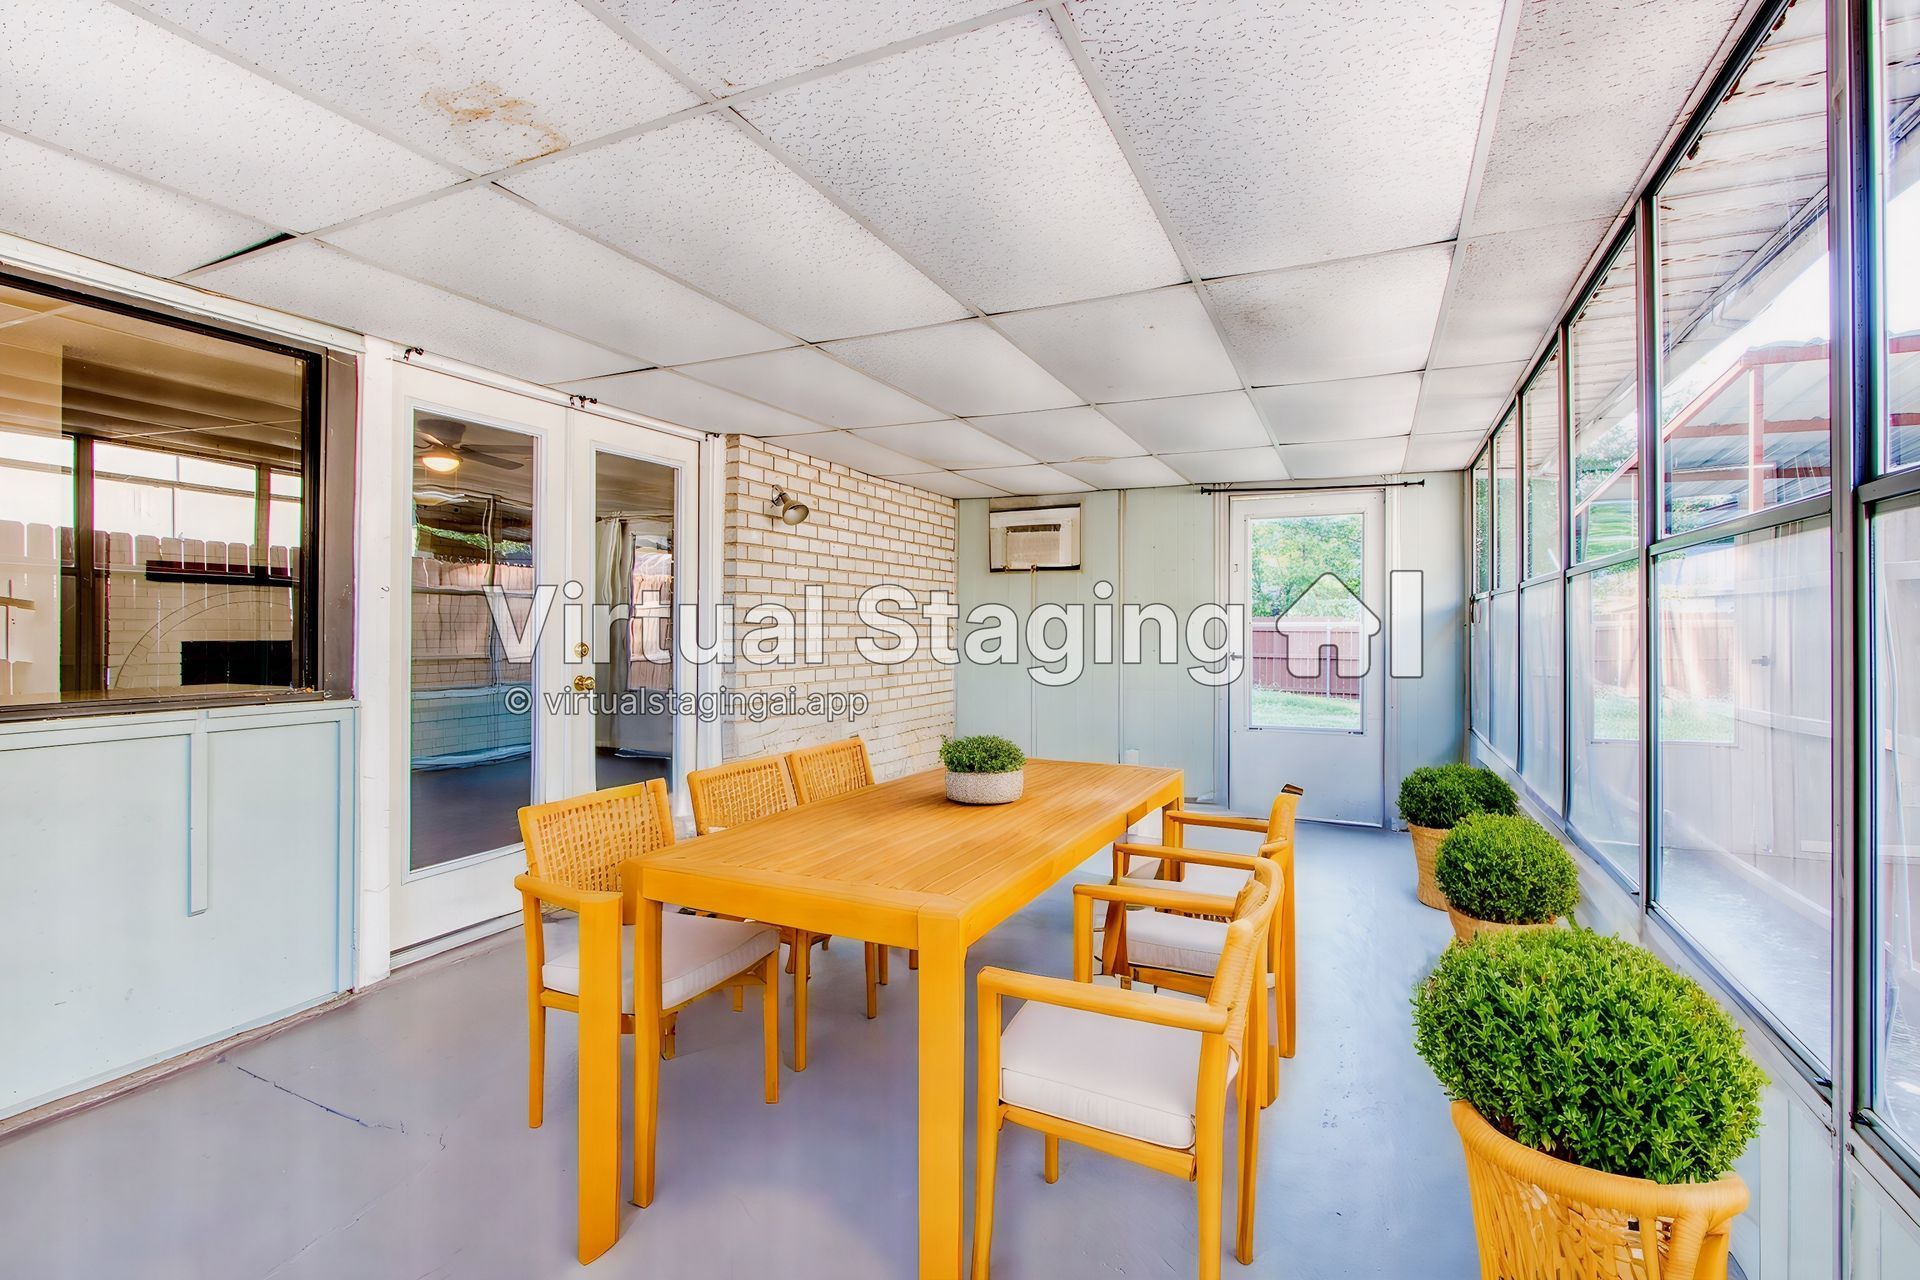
[{"xmin": 988, "ymin": 505, "xmax": 1081, "ymax": 572}]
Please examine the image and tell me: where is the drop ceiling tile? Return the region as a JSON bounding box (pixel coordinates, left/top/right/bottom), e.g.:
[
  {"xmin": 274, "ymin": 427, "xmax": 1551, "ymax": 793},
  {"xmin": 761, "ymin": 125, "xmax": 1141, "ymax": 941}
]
[
  {"xmin": 993, "ymin": 287, "xmax": 1241, "ymax": 402},
  {"xmin": 1428, "ymin": 220, "xmax": 1611, "ymax": 368},
  {"xmin": 504, "ymin": 114, "xmax": 965, "ymax": 340},
  {"xmin": 1162, "ymin": 446, "xmax": 1290, "ymax": 484},
  {"xmin": 955, "ymin": 464, "xmax": 1093, "ymax": 496},
  {"xmin": 1411, "ymin": 361, "xmax": 1526, "ymax": 435},
  {"xmin": 739, "ymin": 14, "xmax": 1185, "ymax": 312},
  {"xmin": 193, "ymin": 241, "xmax": 632, "ymax": 382},
  {"xmin": 327, "ymin": 186, "xmax": 791, "ymax": 365},
  {"xmin": 1252, "ymin": 374, "xmax": 1422, "ymax": 445},
  {"xmin": 1469, "ymin": 0, "xmax": 1741, "ymax": 235},
  {"xmin": 0, "ymin": 131, "xmax": 272, "ymax": 276},
  {"xmin": 678, "ymin": 346, "xmax": 936, "ymax": 428},
  {"xmin": 966, "ymin": 406, "xmax": 1143, "ymax": 465},
  {"xmin": 1096, "ymin": 391, "xmax": 1270, "ymax": 454},
  {"xmin": 0, "ymin": 0, "xmax": 451, "ymax": 230},
  {"xmin": 137, "ymin": 0, "xmax": 698, "ymax": 173},
  {"xmin": 893, "ymin": 470, "xmax": 1007, "ymax": 499},
  {"xmin": 601, "ymin": 0, "xmax": 1008, "ymax": 97},
  {"xmin": 850, "ymin": 421, "xmax": 1032, "ymax": 470},
  {"xmin": 1055, "ymin": 455, "xmax": 1187, "ymax": 490},
  {"xmin": 776, "ymin": 431, "xmax": 930, "ymax": 477},
  {"xmin": 1277, "ymin": 436, "xmax": 1411, "ymax": 481},
  {"xmin": 820, "ymin": 320, "xmax": 1080, "ymax": 417},
  {"xmin": 1404, "ymin": 429, "xmax": 1488, "ymax": 472},
  {"xmin": 1066, "ymin": 0, "xmax": 1505, "ymax": 277},
  {"xmin": 1207, "ymin": 245, "xmax": 1454, "ymax": 386},
  {"xmin": 556, "ymin": 369, "xmax": 824, "ymax": 436}
]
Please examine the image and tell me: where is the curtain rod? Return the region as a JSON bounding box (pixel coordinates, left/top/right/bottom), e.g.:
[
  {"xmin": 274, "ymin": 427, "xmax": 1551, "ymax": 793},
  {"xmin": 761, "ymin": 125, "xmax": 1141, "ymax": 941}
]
[{"xmin": 1197, "ymin": 478, "xmax": 1428, "ymax": 495}]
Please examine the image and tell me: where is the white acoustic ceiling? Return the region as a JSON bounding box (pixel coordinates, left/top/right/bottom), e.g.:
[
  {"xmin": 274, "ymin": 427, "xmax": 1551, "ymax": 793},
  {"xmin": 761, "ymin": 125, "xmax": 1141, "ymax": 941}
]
[{"xmin": 0, "ymin": 0, "xmax": 1749, "ymax": 497}]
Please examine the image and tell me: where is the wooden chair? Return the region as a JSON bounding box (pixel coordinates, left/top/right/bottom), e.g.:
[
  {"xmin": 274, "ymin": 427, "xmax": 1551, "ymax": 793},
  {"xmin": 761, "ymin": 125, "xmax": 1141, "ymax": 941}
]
[
  {"xmin": 515, "ymin": 778, "xmax": 780, "ymax": 1134},
  {"xmin": 786, "ymin": 735, "xmax": 914, "ymax": 1000},
  {"xmin": 972, "ymin": 857, "xmax": 1280, "ymax": 1280},
  {"xmin": 1104, "ymin": 786, "xmax": 1302, "ymax": 1106}
]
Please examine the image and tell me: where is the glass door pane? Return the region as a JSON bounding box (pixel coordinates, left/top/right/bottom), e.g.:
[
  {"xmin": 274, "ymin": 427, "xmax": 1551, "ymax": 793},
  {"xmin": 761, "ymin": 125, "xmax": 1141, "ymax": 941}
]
[
  {"xmin": 1248, "ymin": 511, "xmax": 1364, "ymax": 731},
  {"xmin": 591, "ymin": 450, "xmax": 678, "ymax": 793}
]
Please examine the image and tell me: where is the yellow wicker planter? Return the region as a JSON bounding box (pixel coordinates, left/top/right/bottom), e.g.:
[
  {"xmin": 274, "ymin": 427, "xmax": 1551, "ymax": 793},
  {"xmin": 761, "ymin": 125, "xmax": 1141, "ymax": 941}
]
[
  {"xmin": 1409, "ymin": 824, "xmax": 1449, "ymax": 910},
  {"xmin": 1451, "ymin": 1102, "xmax": 1747, "ymax": 1280},
  {"xmin": 1446, "ymin": 905, "xmax": 1557, "ymax": 943}
]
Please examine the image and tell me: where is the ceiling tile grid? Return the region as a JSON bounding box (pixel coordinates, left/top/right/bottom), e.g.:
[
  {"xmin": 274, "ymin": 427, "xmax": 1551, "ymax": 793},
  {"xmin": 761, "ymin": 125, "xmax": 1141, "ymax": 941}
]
[
  {"xmin": 1055, "ymin": 455, "xmax": 1186, "ymax": 489},
  {"xmin": 676, "ymin": 345, "xmax": 941, "ymax": 429},
  {"xmin": 1251, "ymin": 373, "xmax": 1423, "ymax": 445},
  {"xmin": 991, "ymin": 286, "xmax": 1242, "ymax": 403},
  {"xmin": 820, "ymin": 320, "xmax": 1080, "ymax": 417},
  {"xmin": 1427, "ymin": 219, "xmax": 1613, "ymax": 369},
  {"xmin": 1404, "ymin": 429, "xmax": 1490, "ymax": 472},
  {"xmin": 1279, "ymin": 436, "xmax": 1410, "ymax": 481},
  {"xmin": 1410, "ymin": 361, "xmax": 1528, "ymax": 435},
  {"xmin": 1161, "ymin": 446, "xmax": 1290, "ymax": 484},
  {"xmin": 850, "ymin": 421, "xmax": 1034, "ymax": 470},
  {"xmin": 772, "ymin": 430, "xmax": 934, "ymax": 476},
  {"xmin": 558, "ymin": 368, "xmax": 829, "ymax": 436},
  {"xmin": 964, "ymin": 406, "xmax": 1144, "ymax": 464},
  {"xmin": 1093, "ymin": 391, "xmax": 1270, "ymax": 455},
  {"xmin": 956, "ymin": 464, "xmax": 1093, "ymax": 495}
]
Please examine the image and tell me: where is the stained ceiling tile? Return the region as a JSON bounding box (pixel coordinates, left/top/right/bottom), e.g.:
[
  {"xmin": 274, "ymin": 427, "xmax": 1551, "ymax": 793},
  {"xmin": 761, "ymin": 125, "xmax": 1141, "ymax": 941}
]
[
  {"xmin": 892, "ymin": 470, "xmax": 1007, "ymax": 499},
  {"xmin": 0, "ymin": 131, "xmax": 272, "ymax": 277},
  {"xmin": 1162, "ymin": 446, "xmax": 1290, "ymax": 484},
  {"xmin": 1207, "ymin": 245, "xmax": 1454, "ymax": 386},
  {"xmin": 993, "ymin": 287, "xmax": 1241, "ymax": 402},
  {"xmin": 1095, "ymin": 391, "xmax": 1271, "ymax": 454},
  {"xmin": 1428, "ymin": 220, "xmax": 1612, "ymax": 368},
  {"xmin": 677, "ymin": 346, "xmax": 937, "ymax": 428},
  {"xmin": 327, "ymin": 186, "xmax": 791, "ymax": 365},
  {"xmin": 1252, "ymin": 374, "xmax": 1423, "ymax": 444},
  {"xmin": 775, "ymin": 430, "xmax": 930, "ymax": 477},
  {"xmin": 1277, "ymin": 436, "xmax": 1411, "ymax": 480},
  {"xmin": 504, "ymin": 114, "xmax": 966, "ymax": 340},
  {"xmin": 555, "ymin": 368, "xmax": 824, "ymax": 436},
  {"xmin": 136, "ymin": 0, "xmax": 699, "ymax": 173},
  {"xmin": 601, "ymin": 0, "xmax": 1008, "ymax": 97},
  {"xmin": 955, "ymin": 464, "xmax": 1093, "ymax": 495},
  {"xmin": 851, "ymin": 421, "xmax": 1032, "ymax": 470},
  {"xmin": 0, "ymin": 0, "xmax": 451, "ymax": 230},
  {"xmin": 1065, "ymin": 0, "xmax": 1505, "ymax": 277},
  {"xmin": 966, "ymin": 406, "xmax": 1144, "ymax": 464},
  {"xmin": 193, "ymin": 241, "xmax": 634, "ymax": 382},
  {"xmin": 1404, "ymin": 429, "xmax": 1488, "ymax": 471},
  {"xmin": 821, "ymin": 320, "xmax": 1080, "ymax": 417},
  {"xmin": 739, "ymin": 14, "xmax": 1185, "ymax": 311},
  {"xmin": 1411, "ymin": 361, "xmax": 1526, "ymax": 435},
  {"xmin": 1055, "ymin": 455, "xmax": 1187, "ymax": 490}
]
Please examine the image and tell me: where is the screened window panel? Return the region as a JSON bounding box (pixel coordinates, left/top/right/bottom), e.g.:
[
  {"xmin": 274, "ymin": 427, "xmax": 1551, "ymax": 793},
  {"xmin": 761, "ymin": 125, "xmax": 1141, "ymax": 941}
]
[
  {"xmin": 1473, "ymin": 449, "xmax": 1493, "ymax": 593},
  {"xmin": 1523, "ymin": 347, "xmax": 1563, "ymax": 580},
  {"xmin": 1520, "ymin": 581, "xmax": 1564, "ymax": 810},
  {"xmin": 1887, "ymin": 0, "xmax": 1920, "ymax": 470},
  {"xmin": 1470, "ymin": 604, "xmax": 1491, "ymax": 739},
  {"xmin": 1569, "ymin": 563, "xmax": 1642, "ymax": 884},
  {"xmin": 1872, "ymin": 502, "xmax": 1920, "ymax": 1151},
  {"xmin": 1491, "ymin": 590, "xmax": 1519, "ymax": 763},
  {"xmin": 1493, "ymin": 414, "xmax": 1518, "ymax": 588},
  {"xmin": 1570, "ymin": 237, "xmax": 1640, "ymax": 561}
]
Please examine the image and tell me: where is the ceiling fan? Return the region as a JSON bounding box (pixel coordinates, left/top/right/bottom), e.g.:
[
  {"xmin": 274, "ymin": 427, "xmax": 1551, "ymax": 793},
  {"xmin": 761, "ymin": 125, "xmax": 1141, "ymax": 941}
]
[{"xmin": 414, "ymin": 415, "xmax": 524, "ymax": 473}]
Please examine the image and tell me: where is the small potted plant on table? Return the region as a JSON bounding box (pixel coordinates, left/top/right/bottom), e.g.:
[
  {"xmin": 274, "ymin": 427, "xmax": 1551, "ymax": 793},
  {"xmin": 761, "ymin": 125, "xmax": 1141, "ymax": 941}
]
[
  {"xmin": 1414, "ymin": 929, "xmax": 1763, "ymax": 1280},
  {"xmin": 1436, "ymin": 813, "xmax": 1579, "ymax": 942},
  {"xmin": 1396, "ymin": 764, "xmax": 1517, "ymax": 910},
  {"xmin": 941, "ymin": 735, "xmax": 1026, "ymax": 805}
]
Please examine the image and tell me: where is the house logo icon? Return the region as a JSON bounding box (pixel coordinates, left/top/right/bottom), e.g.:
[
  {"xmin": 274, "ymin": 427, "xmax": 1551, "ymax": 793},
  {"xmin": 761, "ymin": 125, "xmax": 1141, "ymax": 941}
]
[{"xmin": 1271, "ymin": 573, "xmax": 1382, "ymax": 680}]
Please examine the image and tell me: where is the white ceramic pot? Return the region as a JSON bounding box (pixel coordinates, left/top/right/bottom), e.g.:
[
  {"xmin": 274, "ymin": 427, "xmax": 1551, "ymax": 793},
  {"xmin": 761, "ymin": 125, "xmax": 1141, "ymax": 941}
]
[{"xmin": 945, "ymin": 768, "xmax": 1024, "ymax": 805}]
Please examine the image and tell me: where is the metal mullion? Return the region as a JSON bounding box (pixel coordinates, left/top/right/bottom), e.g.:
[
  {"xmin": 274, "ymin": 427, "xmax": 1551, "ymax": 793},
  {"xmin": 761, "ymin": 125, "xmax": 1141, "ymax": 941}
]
[
  {"xmin": 1636, "ymin": 202, "xmax": 1660, "ymax": 906},
  {"xmin": 1858, "ymin": 467, "xmax": 1920, "ymax": 504},
  {"xmin": 1560, "ymin": 320, "xmax": 1575, "ymax": 821},
  {"xmin": 1567, "ymin": 546, "xmax": 1640, "ymax": 577},
  {"xmin": 1646, "ymin": 492, "xmax": 1836, "ymax": 558}
]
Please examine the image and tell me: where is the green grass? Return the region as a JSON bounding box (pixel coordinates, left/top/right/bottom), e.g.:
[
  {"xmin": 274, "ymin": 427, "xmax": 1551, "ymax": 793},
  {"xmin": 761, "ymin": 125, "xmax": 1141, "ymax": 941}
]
[{"xmin": 1253, "ymin": 687, "xmax": 1361, "ymax": 730}]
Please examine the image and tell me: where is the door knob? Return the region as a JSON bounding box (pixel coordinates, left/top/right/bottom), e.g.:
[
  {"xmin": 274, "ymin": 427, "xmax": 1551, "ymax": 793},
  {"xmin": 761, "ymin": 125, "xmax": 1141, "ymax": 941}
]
[{"xmin": 572, "ymin": 674, "xmax": 595, "ymax": 692}]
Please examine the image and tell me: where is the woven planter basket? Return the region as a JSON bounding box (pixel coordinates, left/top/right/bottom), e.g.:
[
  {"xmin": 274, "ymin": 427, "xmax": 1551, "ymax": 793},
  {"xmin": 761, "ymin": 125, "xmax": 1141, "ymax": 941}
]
[
  {"xmin": 1451, "ymin": 1102, "xmax": 1747, "ymax": 1280},
  {"xmin": 946, "ymin": 768, "xmax": 1023, "ymax": 805},
  {"xmin": 1409, "ymin": 824, "xmax": 1449, "ymax": 910},
  {"xmin": 1446, "ymin": 905, "xmax": 1556, "ymax": 943}
]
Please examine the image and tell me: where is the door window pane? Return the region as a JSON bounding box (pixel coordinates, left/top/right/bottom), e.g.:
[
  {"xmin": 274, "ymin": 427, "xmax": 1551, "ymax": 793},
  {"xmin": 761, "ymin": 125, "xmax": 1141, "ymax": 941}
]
[
  {"xmin": 593, "ymin": 451, "xmax": 678, "ymax": 791},
  {"xmin": 1473, "ymin": 448, "xmax": 1493, "ymax": 592},
  {"xmin": 1570, "ymin": 237, "xmax": 1640, "ymax": 560},
  {"xmin": 1570, "ymin": 563, "xmax": 1642, "ymax": 883},
  {"xmin": 1493, "ymin": 413, "xmax": 1518, "ymax": 588},
  {"xmin": 1654, "ymin": 518, "xmax": 1832, "ymax": 1063},
  {"xmin": 1887, "ymin": 0, "xmax": 1920, "ymax": 469},
  {"xmin": 1248, "ymin": 513, "xmax": 1364, "ymax": 731},
  {"xmin": 1523, "ymin": 347, "xmax": 1563, "ymax": 579},
  {"xmin": 1656, "ymin": 0, "xmax": 1830, "ymax": 535},
  {"xmin": 1491, "ymin": 590, "xmax": 1519, "ymax": 763},
  {"xmin": 410, "ymin": 413, "xmax": 536, "ymax": 871},
  {"xmin": 1873, "ymin": 502, "xmax": 1920, "ymax": 1147},
  {"xmin": 1520, "ymin": 581, "xmax": 1564, "ymax": 810}
]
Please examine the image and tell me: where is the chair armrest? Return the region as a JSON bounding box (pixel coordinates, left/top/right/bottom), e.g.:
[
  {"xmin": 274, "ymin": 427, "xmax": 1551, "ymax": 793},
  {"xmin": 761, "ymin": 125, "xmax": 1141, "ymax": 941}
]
[
  {"xmin": 978, "ymin": 967, "xmax": 1228, "ymax": 1035},
  {"xmin": 1073, "ymin": 879, "xmax": 1240, "ymax": 916},
  {"xmin": 514, "ymin": 873, "xmax": 621, "ymax": 914},
  {"xmin": 1164, "ymin": 809, "xmax": 1270, "ymax": 835},
  {"xmin": 1112, "ymin": 843, "xmax": 1266, "ymax": 875}
]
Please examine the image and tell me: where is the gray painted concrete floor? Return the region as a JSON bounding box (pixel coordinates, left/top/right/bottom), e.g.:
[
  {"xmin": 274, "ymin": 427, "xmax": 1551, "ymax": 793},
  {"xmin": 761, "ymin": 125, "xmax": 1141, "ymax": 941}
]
[{"xmin": 0, "ymin": 822, "xmax": 1476, "ymax": 1279}]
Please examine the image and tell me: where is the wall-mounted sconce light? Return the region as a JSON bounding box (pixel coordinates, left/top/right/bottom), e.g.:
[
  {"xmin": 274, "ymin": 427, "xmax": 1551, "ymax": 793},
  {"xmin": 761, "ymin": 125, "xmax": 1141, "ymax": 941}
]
[{"xmin": 767, "ymin": 488, "xmax": 811, "ymax": 526}]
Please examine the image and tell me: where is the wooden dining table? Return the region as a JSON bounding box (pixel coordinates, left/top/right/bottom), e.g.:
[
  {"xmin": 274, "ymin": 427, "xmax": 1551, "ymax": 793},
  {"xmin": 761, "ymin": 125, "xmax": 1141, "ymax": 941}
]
[{"xmin": 582, "ymin": 757, "xmax": 1182, "ymax": 1275}]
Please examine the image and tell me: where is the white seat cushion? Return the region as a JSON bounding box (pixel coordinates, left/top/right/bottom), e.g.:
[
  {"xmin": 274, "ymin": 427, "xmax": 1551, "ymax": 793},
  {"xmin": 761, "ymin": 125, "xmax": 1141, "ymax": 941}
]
[
  {"xmin": 999, "ymin": 998, "xmax": 1236, "ymax": 1149},
  {"xmin": 542, "ymin": 914, "xmax": 778, "ymax": 1014},
  {"xmin": 1124, "ymin": 909, "xmax": 1229, "ymax": 978},
  {"xmin": 1121, "ymin": 860, "xmax": 1252, "ymax": 900}
]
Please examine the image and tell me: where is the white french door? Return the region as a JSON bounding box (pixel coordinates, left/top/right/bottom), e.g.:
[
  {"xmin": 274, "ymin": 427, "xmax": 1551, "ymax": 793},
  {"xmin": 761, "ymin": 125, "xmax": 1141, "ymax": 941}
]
[{"xmin": 1227, "ymin": 491, "xmax": 1386, "ymax": 825}]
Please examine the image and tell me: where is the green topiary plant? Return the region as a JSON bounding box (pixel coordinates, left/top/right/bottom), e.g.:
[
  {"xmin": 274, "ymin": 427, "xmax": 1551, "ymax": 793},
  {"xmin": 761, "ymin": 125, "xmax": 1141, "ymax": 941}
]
[
  {"xmin": 1435, "ymin": 813, "xmax": 1579, "ymax": 924},
  {"xmin": 939, "ymin": 734, "xmax": 1025, "ymax": 774},
  {"xmin": 1413, "ymin": 928, "xmax": 1765, "ymax": 1184},
  {"xmin": 1396, "ymin": 763, "xmax": 1519, "ymax": 829}
]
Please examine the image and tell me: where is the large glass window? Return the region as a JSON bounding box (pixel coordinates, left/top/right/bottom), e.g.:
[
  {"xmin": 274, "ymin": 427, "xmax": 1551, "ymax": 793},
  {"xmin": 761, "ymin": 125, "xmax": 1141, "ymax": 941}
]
[
  {"xmin": 1493, "ymin": 412, "xmax": 1518, "ymax": 588},
  {"xmin": 1888, "ymin": 0, "xmax": 1920, "ymax": 469},
  {"xmin": 1491, "ymin": 590, "xmax": 1519, "ymax": 763},
  {"xmin": 1569, "ymin": 562, "xmax": 1642, "ymax": 883},
  {"xmin": 1473, "ymin": 448, "xmax": 1493, "ymax": 592},
  {"xmin": 1654, "ymin": 518, "xmax": 1832, "ymax": 1063},
  {"xmin": 1873, "ymin": 501, "xmax": 1920, "ymax": 1154},
  {"xmin": 1523, "ymin": 347, "xmax": 1563, "ymax": 580},
  {"xmin": 1570, "ymin": 237, "xmax": 1640, "ymax": 561},
  {"xmin": 1520, "ymin": 581, "xmax": 1564, "ymax": 808},
  {"xmin": 1655, "ymin": 0, "xmax": 1830, "ymax": 536},
  {"xmin": 0, "ymin": 277, "xmax": 314, "ymax": 711},
  {"xmin": 1470, "ymin": 602, "xmax": 1491, "ymax": 739}
]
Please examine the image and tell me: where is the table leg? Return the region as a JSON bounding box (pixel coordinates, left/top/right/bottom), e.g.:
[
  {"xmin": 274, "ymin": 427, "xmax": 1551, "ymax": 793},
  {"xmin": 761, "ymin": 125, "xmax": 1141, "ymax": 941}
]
[
  {"xmin": 633, "ymin": 895, "xmax": 664, "ymax": 1209},
  {"xmin": 576, "ymin": 894, "xmax": 622, "ymax": 1264},
  {"xmin": 918, "ymin": 914, "xmax": 966, "ymax": 1280}
]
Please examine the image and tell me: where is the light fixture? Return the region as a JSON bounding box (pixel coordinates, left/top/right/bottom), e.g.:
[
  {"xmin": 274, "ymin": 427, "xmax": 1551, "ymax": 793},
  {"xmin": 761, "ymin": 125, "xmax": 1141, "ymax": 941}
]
[
  {"xmin": 767, "ymin": 488, "xmax": 811, "ymax": 526},
  {"xmin": 420, "ymin": 448, "xmax": 460, "ymax": 474}
]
